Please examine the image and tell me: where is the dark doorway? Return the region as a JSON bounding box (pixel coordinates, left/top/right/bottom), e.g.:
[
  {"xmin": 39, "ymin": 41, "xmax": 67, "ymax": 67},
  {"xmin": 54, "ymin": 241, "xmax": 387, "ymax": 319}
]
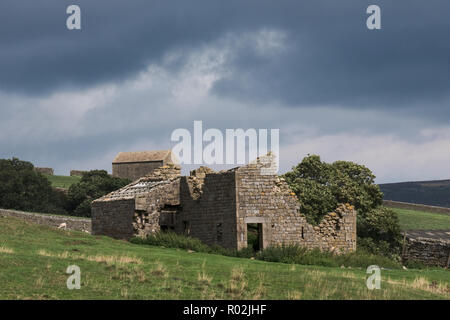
[
  {"xmin": 183, "ymin": 221, "xmax": 190, "ymax": 235},
  {"xmin": 247, "ymin": 223, "xmax": 263, "ymax": 251},
  {"xmin": 160, "ymin": 225, "xmax": 174, "ymax": 232}
]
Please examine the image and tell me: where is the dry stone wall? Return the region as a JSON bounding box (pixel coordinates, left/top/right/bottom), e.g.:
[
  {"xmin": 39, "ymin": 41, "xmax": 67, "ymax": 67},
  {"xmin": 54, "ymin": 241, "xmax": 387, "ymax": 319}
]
[
  {"xmin": 92, "ymin": 155, "xmax": 357, "ymax": 253},
  {"xmin": 403, "ymin": 237, "xmax": 450, "ymax": 267},
  {"xmin": 0, "ymin": 208, "xmax": 91, "ymax": 232}
]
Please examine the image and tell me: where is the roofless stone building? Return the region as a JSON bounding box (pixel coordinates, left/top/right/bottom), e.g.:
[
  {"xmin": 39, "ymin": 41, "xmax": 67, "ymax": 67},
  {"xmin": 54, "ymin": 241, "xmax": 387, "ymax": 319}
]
[
  {"xmin": 92, "ymin": 153, "xmax": 357, "ymax": 253},
  {"xmin": 112, "ymin": 150, "xmax": 175, "ymax": 182}
]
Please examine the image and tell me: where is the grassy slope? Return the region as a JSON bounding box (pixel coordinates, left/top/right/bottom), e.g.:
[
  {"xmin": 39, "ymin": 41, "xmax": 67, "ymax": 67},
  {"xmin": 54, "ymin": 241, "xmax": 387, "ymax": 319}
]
[
  {"xmin": 390, "ymin": 207, "xmax": 450, "ymax": 230},
  {"xmin": 0, "ymin": 217, "xmax": 448, "ymax": 300},
  {"xmin": 45, "ymin": 175, "xmax": 81, "ymax": 189}
]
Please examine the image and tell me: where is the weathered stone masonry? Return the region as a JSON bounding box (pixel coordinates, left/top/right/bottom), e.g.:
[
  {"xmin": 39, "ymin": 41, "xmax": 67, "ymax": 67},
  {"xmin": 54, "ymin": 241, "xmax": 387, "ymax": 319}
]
[
  {"xmin": 402, "ymin": 236, "xmax": 450, "ymax": 268},
  {"xmin": 92, "ymin": 154, "xmax": 357, "ymax": 253},
  {"xmin": 91, "ymin": 199, "xmax": 135, "ymax": 239},
  {"xmin": 178, "ymin": 169, "xmax": 238, "ymax": 249},
  {"xmin": 235, "ymin": 160, "xmax": 356, "ymax": 252},
  {"xmin": 112, "ymin": 150, "xmax": 175, "ymax": 181},
  {"xmin": 92, "ymin": 165, "xmax": 181, "ymax": 239}
]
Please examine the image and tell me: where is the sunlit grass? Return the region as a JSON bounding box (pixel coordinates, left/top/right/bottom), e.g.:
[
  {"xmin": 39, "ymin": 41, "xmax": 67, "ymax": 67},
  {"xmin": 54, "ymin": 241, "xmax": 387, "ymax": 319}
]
[
  {"xmin": 0, "ymin": 216, "xmax": 448, "ymax": 300},
  {"xmin": 390, "ymin": 207, "xmax": 450, "ymax": 230}
]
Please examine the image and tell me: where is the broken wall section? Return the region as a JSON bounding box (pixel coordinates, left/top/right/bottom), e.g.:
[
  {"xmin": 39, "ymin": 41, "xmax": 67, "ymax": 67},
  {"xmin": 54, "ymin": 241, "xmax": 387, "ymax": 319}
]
[
  {"xmin": 133, "ymin": 179, "xmax": 181, "ymax": 237},
  {"xmin": 91, "ymin": 198, "xmax": 136, "ymax": 239},
  {"xmin": 92, "ymin": 164, "xmax": 181, "ymax": 239}
]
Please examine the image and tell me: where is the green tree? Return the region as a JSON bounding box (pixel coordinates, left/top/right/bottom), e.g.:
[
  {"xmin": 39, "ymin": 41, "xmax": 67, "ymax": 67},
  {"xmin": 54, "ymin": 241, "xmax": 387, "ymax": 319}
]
[
  {"xmin": 66, "ymin": 170, "xmax": 130, "ymax": 217},
  {"xmin": 331, "ymin": 160, "xmax": 383, "ymax": 214},
  {"xmin": 283, "ymin": 154, "xmax": 400, "ymax": 256},
  {"xmin": 283, "ymin": 155, "xmax": 383, "ymax": 223},
  {"xmin": 287, "ymin": 178, "xmax": 337, "ymax": 225},
  {"xmin": 0, "ymin": 158, "xmax": 66, "ymax": 214}
]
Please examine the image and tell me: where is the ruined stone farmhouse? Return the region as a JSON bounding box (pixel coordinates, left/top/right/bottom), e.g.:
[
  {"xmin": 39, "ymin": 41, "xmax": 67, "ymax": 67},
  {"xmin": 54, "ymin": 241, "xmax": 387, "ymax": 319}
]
[
  {"xmin": 92, "ymin": 153, "xmax": 357, "ymax": 253},
  {"xmin": 112, "ymin": 150, "xmax": 175, "ymax": 181}
]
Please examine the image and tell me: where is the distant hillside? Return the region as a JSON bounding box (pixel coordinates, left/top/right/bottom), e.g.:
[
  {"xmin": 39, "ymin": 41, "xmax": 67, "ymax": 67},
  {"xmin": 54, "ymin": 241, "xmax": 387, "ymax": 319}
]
[{"xmin": 379, "ymin": 179, "xmax": 450, "ymax": 208}]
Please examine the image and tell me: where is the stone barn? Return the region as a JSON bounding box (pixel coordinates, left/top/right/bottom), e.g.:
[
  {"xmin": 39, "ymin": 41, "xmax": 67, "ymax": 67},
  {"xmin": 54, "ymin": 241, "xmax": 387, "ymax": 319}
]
[
  {"xmin": 93, "ymin": 154, "xmax": 357, "ymax": 253},
  {"xmin": 112, "ymin": 150, "xmax": 175, "ymax": 182},
  {"xmin": 34, "ymin": 167, "xmax": 54, "ymax": 175}
]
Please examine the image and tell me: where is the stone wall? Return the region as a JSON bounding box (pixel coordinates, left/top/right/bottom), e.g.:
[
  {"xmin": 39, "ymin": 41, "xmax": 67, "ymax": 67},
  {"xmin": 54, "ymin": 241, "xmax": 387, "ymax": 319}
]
[
  {"xmin": 34, "ymin": 167, "xmax": 54, "ymax": 175},
  {"xmin": 402, "ymin": 237, "xmax": 450, "ymax": 267},
  {"xmin": 383, "ymin": 200, "xmax": 450, "ymax": 215},
  {"xmin": 92, "ymin": 164, "xmax": 182, "ymax": 239},
  {"xmin": 178, "ymin": 170, "xmax": 238, "ymax": 249},
  {"xmin": 0, "ymin": 208, "xmax": 91, "ymax": 232},
  {"xmin": 112, "ymin": 161, "xmax": 164, "ymax": 181},
  {"xmin": 176, "ymin": 155, "xmax": 356, "ymax": 253},
  {"xmin": 235, "ymin": 156, "xmax": 357, "ymax": 253},
  {"xmin": 91, "ymin": 198, "xmax": 135, "ymax": 239},
  {"xmin": 133, "ymin": 179, "xmax": 181, "ymax": 237}
]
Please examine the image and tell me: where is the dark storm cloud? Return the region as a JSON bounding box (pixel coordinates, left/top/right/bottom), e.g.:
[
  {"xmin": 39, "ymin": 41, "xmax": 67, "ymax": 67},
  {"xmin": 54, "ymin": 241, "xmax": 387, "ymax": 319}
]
[
  {"xmin": 1, "ymin": 0, "xmax": 450, "ymax": 181},
  {"xmin": 1, "ymin": 0, "xmax": 449, "ymax": 116},
  {"xmin": 212, "ymin": 1, "xmax": 450, "ymax": 113},
  {"xmin": 0, "ymin": 0, "xmax": 276, "ymax": 94}
]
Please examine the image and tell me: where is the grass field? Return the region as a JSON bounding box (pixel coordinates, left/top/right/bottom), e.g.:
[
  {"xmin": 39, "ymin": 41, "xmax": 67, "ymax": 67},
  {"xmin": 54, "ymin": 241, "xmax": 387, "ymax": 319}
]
[
  {"xmin": 390, "ymin": 207, "xmax": 450, "ymax": 230},
  {"xmin": 45, "ymin": 175, "xmax": 81, "ymax": 189},
  {"xmin": 0, "ymin": 216, "xmax": 448, "ymax": 300}
]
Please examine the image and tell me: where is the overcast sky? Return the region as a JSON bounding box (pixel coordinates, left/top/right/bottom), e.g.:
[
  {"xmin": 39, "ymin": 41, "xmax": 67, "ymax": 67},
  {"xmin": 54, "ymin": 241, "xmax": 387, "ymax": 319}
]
[{"xmin": 0, "ymin": 0, "xmax": 449, "ymax": 183}]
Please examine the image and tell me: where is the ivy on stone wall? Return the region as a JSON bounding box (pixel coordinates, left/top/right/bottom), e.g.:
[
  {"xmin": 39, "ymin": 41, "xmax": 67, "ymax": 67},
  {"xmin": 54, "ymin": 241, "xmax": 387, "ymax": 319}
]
[{"xmin": 283, "ymin": 154, "xmax": 401, "ymax": 256}]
